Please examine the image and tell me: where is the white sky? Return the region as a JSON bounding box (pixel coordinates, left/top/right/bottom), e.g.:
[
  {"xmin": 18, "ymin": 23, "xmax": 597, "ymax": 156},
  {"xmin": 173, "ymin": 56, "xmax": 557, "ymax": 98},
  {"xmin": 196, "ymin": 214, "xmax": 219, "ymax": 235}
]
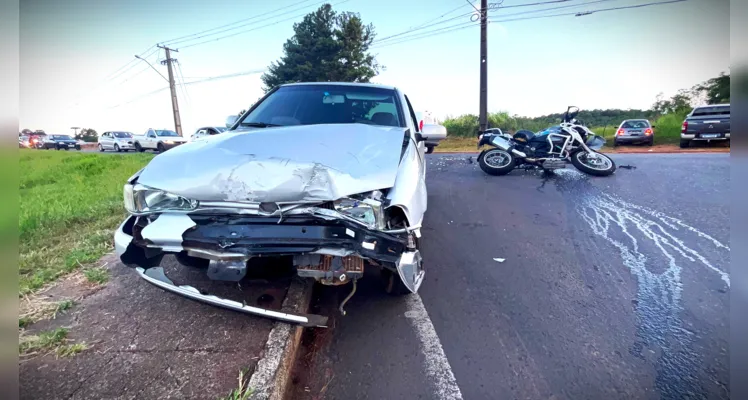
[{"xmin": 19, "ymin": 0, "xmax": 730, "ymax": 136}]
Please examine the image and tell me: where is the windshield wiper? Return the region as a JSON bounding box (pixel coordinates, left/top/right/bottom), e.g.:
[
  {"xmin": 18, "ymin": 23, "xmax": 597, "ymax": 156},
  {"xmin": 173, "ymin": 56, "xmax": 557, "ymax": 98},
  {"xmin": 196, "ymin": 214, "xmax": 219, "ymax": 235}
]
[{"xmin": 240, "ymin": 122, "xmax": 282, "ymax": 128}]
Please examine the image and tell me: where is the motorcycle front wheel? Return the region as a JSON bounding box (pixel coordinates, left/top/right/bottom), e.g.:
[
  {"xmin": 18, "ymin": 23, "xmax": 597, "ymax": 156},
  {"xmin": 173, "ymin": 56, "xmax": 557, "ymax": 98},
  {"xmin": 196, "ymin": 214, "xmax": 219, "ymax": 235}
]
[
  {"xmin": 478, "ymin": 148, "xmax": 516, "ymax": 176},
  {"xmin": 570, "ymin": 150, "xmax": 616, "ymax": 176}
]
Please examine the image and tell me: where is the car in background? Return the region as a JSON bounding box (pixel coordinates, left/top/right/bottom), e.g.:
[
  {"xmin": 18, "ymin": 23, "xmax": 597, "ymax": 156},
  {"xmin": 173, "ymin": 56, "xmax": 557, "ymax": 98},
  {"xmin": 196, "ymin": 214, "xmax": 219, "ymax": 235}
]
[
  {"xmin": 29, "ymin": 133, "xmax": 47, "ymax": 149},
  {"xmin": 39, "ymin": 134, "xmax": 81, "ymax": 150},
  {"xmin": 190, "ymin": 126, "xmax": 227, "ymax": 141},
  {"xmin": 680, "ymin": 104, "xmax": 730, "ymax": 148},
  {"xmin": 99, "ymin": 131, "xmax": 136, "ymax": 152},
  {"xmin": 415, "ymin": 110, "xmax": 442, "ymax": 153},
  {"xmin": 613, "ymin": 119, "xmax": 654, "ymax": 146},
  {"xmin": 19, "ymin": 135, "xmax": 31, "ymax": 148},
  {"xmin": 132, "ymin": 129, "xmax": 188, "ymax": 152}
]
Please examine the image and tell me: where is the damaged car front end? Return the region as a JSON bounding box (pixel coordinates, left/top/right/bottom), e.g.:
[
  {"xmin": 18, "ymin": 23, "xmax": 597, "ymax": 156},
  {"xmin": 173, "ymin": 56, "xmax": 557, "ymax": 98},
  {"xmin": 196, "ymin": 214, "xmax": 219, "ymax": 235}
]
[{"xmin": 114, "ymin": 83, "xmax": 442, "ymax": 327}]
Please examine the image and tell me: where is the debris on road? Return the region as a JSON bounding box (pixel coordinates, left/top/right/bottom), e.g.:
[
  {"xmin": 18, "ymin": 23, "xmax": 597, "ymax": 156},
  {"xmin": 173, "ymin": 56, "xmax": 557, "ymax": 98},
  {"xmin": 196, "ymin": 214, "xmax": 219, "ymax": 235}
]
[
  {"xmin": 493, "ymin": 258, "xmax": 505, "ymax": 263},
  {"xmin": 619, "ymin": 165, "xmax": 637, "ymax": 170}
]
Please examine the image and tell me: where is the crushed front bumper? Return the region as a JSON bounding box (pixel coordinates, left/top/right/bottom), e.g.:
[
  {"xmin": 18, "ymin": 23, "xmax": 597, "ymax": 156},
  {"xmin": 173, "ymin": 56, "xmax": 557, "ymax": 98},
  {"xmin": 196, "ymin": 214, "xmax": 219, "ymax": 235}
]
[{"xmin": 114, "ymin": 212, "xmax": 417, "ymax": 325}]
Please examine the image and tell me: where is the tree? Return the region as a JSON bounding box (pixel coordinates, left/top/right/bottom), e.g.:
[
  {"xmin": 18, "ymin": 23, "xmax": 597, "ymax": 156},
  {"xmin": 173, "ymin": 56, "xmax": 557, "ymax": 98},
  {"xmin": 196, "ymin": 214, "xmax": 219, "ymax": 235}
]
[
  {"xmin": 694, "ymin": 71, "xmax": 730, "ymax": 104},
  {"xmin": 261, "ymin": 4, "xmax": 380, "ymax": 91},
  {"xmin": 76, "ymin": 128, "xmax": 98, "ymax": 142}
]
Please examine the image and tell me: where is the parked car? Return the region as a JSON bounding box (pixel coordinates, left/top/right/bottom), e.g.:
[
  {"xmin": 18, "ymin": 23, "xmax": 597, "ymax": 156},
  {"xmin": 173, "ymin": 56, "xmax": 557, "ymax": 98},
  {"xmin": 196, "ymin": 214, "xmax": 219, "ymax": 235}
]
[
  {"xmin": 114, "ymin": 82, "xmax": 446, "ymax": 326},
  {"xmin": 415, "ymin": 110, "xmax": 443, "ymax": 153},
  {"xmin": 190, "ymin": 126, "xmax": 227, "ymax": 141},
  {"xmin": 132, "ymin": 129, "xmax": 188, "ymax": 152},
  {"xmin": 680, "ymin": 104, "xmax": 730, "ymax": 148},
  {"xmin": 98, "ymin": 131, "xmax": 136, "ymax": 152},
  {"xmin": 38, "ymin": 134, "xmax": 81, "ymax": 150},
  {"xmin": 29, "ymin": 133, "xmax": 47, "ymax": 149},
  {"xmin": 19, "ymin": 135, "xmax": 31, "ymax": 148},
  {"xmin": 613, "ymin": 119, "xmax": 654, "ymax": 146}
]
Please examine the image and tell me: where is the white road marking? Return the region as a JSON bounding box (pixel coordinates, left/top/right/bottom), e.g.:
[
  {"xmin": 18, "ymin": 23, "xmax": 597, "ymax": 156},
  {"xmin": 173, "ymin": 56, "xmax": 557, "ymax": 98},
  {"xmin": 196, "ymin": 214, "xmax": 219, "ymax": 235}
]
[{"xmin": 404, "ymin": 294, "xmax": 464, "ymax": 400}]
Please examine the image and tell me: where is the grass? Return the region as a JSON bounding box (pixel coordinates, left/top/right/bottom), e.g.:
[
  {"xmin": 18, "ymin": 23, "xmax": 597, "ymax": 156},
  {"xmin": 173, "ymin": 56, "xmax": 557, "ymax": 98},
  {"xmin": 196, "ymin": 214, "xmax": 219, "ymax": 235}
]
[
  {"xmin": 83, "ymin": 267, "xmax": 109, "ymax": 285},
  {"xmin": 219, "ymin": 369, "xmax": 254, "ymax": 400},
  {"xmin": 19, "ymin": 327, "xmax": 89, "ymax": 358},
  {"xmin": 19, "ymin": 150, "xmax": 153, "ymax": 295},
  {"xmin": 19, "ymin": 299, "xmax": 76, "ymax": 329}
]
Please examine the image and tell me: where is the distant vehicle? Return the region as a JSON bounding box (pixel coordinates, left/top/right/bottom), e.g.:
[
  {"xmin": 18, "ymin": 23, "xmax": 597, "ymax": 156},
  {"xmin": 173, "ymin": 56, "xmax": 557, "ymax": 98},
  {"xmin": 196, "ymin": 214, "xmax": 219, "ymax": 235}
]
[
  {"xmin": 415, "ymin": 110, "xmax": 442, "ymax": 154},
  {"xmin": 680, "ymin": 104, "xmax": 730, "ymax": 148},
  {"xmin": 19, "ymin": 135, "xmax": 31, "ymax": 148},
  {"xmin": 98, "ymin": 131, "xmax": 136, "ymax": 152},
  {"xmin": 191, "ymin": 126, "xmax": 228, "ymax": 141},
  {"xmin": 29, "ymin": 133, "xmax": 47, "ymax": 149},
  {"xmin": 613, "ymin": 119, "xmax": 654, "ymax": 147},
  {"xmin": 38, "ymin": 134, "xmax": 81, "ymax": 150},
  {"xmin": 132, "ymin": 129, "xmax": 188, "ymax": 152}
]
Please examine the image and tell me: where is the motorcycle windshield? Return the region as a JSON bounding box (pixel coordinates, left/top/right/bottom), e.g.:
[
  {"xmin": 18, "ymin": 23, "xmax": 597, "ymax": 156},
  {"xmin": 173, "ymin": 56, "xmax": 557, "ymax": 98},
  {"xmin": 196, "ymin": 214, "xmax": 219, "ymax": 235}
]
[{"xmin": 537, "ymin": 126, "xmax": 562, "ymax": 136}]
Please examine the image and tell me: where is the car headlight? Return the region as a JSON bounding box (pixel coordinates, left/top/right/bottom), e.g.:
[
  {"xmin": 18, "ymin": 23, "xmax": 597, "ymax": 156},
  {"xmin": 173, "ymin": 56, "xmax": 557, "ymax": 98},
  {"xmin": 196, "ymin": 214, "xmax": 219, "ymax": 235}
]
[
  {"xmin": 123, "ymin": 183, "xmax": 198, "ymax": 214},
  {"xmin": 333, "ymin": 196, "xmax": 384, "ymax": 230}
]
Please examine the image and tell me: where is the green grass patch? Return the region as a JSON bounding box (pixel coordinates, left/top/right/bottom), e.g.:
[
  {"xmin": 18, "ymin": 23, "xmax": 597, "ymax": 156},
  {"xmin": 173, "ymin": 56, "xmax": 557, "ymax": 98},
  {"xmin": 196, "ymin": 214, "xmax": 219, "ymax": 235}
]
[
  {"xmin": 19, "ymin": 298, "xmax": 77, "ymax": 329},
  {"xmin": 19, "ymin": 327, "xmax": 89, "ymax": 358},
  {"xmin": 83, "ymin": 266, "xmax": 109, "ymax": 285},
  {"xmin": 219, "ymin": 369, "xmax": 254, "ymax": 400},
  {"xmin": 19, "ymin": 150, "xmax": 153, "ymax": 295}
]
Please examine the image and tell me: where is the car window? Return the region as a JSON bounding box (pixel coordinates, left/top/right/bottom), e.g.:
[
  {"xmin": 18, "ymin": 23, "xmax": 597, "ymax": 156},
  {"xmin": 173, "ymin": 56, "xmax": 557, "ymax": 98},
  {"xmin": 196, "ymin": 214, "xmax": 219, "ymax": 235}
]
[
  {"xmin": 621, "ymin": 120, "xmax": 650, "ymax": 129},
  {"xmin": 113, "ymin": 132, "xmax": 132, "ymax": 138},
  {"xmin": 239, "ymin": 84, "xmax": 404, "ymax": 128},
  {"xmin": 155, "ymin": 130, "xmax": 179, "ymax": 137},
  {"xmin": 692, "ymin": 106, "xmax": 730, "ymax": 116},
  {"xmin": 402, "ymin": 94, "xmax": 420, "ymax": 133}
]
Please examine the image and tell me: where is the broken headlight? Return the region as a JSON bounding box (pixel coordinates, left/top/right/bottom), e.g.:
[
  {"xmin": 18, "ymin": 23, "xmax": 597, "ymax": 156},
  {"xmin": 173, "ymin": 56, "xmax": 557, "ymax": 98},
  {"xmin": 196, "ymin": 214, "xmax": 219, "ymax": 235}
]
[
  {"xmin": 334, "ymin": 196, "xmax": 385, "ymax": 230},
  {"xmin": 123, "ymin": 183, "xmax": 198, "ymax": 214}
]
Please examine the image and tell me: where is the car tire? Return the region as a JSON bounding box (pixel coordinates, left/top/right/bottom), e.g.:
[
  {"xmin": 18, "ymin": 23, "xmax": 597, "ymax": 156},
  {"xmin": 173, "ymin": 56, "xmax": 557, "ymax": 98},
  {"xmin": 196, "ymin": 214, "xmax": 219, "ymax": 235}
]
[
  {"xmin": 55, "ymin": 145, "xmax": 61, "ymax": 150},
  {"xmin": 425, "ymin": 145, "xmax": 434, "ymax": 154},
  {"xmin": 114, "ymin": 144, "xmax": 121, "ymax": 152},
  {"xmin": 647, "ymin": 139, "xmax": 654, "ymax": 146},
  {"xmin": 134, "ymin": 142, "xmax": 143, "ymax": 152},
  {"xmin": 98, "ymin": 144, "xmax": 104, "ymax": 152},
  {"xmin": 157, "ymin": 143, "xmax": 165, "ymax": 153},
  {"xmin": 75, "ymin": 145, "xmax": 81, "ymax": 151},
  {"xmin": 679, "ymin": 139, "xmax": 690, "ymax": 148}
]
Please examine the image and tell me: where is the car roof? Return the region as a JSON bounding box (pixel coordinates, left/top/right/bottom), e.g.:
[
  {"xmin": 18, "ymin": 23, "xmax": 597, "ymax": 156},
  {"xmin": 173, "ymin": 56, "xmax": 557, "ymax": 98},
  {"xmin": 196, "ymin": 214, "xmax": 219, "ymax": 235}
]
[{"xmin": 279, "ymin": 82, "xmax": 398, "ymax": 91}]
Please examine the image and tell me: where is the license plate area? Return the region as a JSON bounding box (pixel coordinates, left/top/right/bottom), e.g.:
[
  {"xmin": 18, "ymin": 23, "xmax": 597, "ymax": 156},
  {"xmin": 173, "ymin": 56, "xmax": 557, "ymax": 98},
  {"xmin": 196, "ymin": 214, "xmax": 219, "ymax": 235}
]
[{"xmin": 701, "ymin": 134, "xmax": 719, "ymax": 138}]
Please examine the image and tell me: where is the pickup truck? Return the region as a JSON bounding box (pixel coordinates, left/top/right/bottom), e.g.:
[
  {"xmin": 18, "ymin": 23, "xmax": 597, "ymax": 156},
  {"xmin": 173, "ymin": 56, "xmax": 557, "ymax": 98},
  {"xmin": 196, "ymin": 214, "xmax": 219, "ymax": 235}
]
[
  {"xmin": 415, "ymin": 110, "xmax": 443, "ymax": 154},
  {"xmin": 132, "ymin": 129, "xmax": 188, "ymax": 152},
  {"xmin": 680, "ymin": 104, "xmax": 730, "ymax": 148}
]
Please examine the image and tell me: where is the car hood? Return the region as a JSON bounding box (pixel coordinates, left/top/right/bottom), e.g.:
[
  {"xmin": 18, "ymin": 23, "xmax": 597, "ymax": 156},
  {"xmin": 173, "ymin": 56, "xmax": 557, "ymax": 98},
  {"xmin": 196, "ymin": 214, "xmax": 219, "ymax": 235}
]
[{"xmin": 135, "ymin": 123, "xmax": 408, "ymax": 203}]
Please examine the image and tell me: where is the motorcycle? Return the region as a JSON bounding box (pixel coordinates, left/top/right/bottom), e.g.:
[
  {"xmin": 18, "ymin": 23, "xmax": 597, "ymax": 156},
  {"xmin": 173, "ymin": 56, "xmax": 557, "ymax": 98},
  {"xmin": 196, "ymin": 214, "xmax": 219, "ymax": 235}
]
[{"xmin": 476, "ymin": 106, "xmax": 616, "ymax": 177}]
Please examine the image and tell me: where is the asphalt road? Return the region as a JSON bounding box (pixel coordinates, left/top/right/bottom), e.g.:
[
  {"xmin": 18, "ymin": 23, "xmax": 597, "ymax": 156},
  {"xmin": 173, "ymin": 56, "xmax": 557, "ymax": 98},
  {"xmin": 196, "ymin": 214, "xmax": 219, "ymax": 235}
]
[{"xmin": 291, "ymin": 153, "xmax": 730, "ymax": 400}]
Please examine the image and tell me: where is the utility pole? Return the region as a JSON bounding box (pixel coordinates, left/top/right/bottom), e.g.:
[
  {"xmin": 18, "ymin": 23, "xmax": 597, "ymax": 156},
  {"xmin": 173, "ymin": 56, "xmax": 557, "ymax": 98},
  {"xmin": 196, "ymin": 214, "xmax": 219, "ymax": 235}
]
[
  {"xmin": 157, "ymin": 44, "xmax": 183, "ymax": 137},
  {"xmin": 479, "ymin": 0, "xmax": 488, "ymax": 133}
]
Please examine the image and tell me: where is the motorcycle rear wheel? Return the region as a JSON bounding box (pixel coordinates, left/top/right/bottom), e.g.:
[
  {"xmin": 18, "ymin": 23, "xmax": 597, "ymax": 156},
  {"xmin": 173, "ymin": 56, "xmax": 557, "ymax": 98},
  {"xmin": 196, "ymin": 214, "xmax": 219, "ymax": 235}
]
[
  {"xmin": 570, "ymin": 150, "xmax": 616, "ymax": 176},
  {"xmin": 478, "ymin": 148, "xmax": 516, "ymax": 176}
]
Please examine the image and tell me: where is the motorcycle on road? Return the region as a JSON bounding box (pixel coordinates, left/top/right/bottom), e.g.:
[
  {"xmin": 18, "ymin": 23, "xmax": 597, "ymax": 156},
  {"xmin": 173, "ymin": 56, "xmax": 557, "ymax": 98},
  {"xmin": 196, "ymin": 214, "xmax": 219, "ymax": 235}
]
[{"xmin": 477, "ymin": 106, "xmax": 616, "ymax": 177}]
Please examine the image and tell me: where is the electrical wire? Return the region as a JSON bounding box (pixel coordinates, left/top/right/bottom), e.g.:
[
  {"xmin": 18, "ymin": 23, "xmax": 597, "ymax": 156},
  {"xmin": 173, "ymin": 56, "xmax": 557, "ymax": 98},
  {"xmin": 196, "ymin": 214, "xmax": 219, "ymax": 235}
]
[
  {"xmin": 161, "ymin": 0, "xmax": 318, "ymax": 45},
  {"xmin": 175, "ymin": 60, "xmax": 192, "ymax": 110},
  {"xmin": 488, "ymin": 0, "xmax": 686, "ymax": 21},
  {"xmin": 166, "ymin": 0, "xmax": 336, "ymax": 47},
  {"xmin": 372, "ymin": 21, "xmax": 479, "ymax": 49}
]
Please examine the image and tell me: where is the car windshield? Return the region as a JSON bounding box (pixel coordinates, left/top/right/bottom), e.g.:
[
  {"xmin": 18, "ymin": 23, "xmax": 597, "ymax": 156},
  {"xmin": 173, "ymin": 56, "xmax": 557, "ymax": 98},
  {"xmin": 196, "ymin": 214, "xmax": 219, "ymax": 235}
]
[
  {"xmin": 238, "ymin": 84, "xmax": 403, "ymax": 128},
  {"xmin": 155, "ymin": 130, "xmax": 179, "ymax": 137},
  {"xmin": 52, "ymin": 135, "xmax": 73, "ymax": 140},
  {"xmin": 216, "ymin": 127, "xmax": 227, "ymax": 132},
  {"xmin": 113, "ymin": 132, "xmax": 132, "ymax": 138},
  {"xmin": 621, "ymin": 120, "xmax": 650, "ymax": 129}
]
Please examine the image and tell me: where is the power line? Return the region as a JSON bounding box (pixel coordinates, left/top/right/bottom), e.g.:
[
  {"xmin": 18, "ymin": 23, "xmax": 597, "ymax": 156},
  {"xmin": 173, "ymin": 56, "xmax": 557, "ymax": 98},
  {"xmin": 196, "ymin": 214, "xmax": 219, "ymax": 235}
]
[
  {"xmin": 497, "ymin": 0, "xmax": 573, "ymax": 8},
  {"xmin": 166, "ymin": 0, "xmax": 336, "ymax": 47},
  {"xmin": 161, "ymin": 0, "xmax": 318, "ymax": 45},
  {"xmin": 372, "ymin": 21, "xmax": 479, "ymax": 48},
  {"xmin": 408, "ymin": 2, "xmax": 475, "ymax": 31},
  {"xmin": 488, "ymin": 0, "xmax": 687, "ymax": 21}
]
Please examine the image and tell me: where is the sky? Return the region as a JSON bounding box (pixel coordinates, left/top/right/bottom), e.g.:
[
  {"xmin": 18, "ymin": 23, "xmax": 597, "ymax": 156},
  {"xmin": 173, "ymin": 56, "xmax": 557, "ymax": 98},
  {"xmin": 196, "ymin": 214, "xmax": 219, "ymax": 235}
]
[{"xmin": 19, "ymin": 0, "xmax": 729, "ymax": 136}]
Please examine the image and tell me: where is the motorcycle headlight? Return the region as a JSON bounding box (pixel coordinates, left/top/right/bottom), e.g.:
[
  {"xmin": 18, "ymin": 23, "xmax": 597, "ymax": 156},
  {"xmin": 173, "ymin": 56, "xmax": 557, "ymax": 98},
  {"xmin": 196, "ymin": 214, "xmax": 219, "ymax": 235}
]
[
  {"xmin": 333, "ymin": 196, "xmax": 385, "ymax": 230},
  {"xmin": 123, "ymin": 183, "xmax": 198, "ymax": 214}
]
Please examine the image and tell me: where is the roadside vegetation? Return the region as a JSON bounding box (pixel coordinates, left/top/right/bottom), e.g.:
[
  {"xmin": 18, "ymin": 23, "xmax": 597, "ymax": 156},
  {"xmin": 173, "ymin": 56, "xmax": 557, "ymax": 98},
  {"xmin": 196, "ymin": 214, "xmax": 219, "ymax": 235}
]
[
  {"xmin": 439, "ymin": 72, "xmax": 730, "ymax": 148},
  {"xmin": 19, "ymin": 150, "xmax": 153, "ymax": 295},
  {"xmin": 19, "ymin": 327, "xmax": 88, "ymax": 358}
]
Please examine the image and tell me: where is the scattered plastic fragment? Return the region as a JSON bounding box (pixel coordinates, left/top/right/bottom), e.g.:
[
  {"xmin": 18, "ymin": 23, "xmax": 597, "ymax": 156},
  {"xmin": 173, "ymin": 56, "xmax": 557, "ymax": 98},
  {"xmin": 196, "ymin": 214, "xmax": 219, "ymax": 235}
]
[{"xmin": 493, "ymin": 258, "xmax": 505, "ymax": 263}]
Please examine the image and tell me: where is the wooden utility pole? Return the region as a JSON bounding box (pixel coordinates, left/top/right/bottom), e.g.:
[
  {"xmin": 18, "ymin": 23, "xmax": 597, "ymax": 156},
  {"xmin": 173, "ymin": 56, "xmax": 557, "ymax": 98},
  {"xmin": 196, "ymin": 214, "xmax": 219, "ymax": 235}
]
[
  {"xmin": 479, "ymin": 0, "xmax": 488, "ymax": 133},
  {"xmin": 158, "ymin": 44, "xmax": 183, "ymax": 137}
]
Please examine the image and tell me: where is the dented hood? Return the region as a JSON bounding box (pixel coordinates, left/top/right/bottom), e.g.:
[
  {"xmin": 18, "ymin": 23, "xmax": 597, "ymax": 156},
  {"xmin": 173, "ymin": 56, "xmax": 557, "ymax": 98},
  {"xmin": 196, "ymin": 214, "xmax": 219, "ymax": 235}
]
[{"xmin": 135, "ymin": 123, "xmax": 407, "ymax": 202}]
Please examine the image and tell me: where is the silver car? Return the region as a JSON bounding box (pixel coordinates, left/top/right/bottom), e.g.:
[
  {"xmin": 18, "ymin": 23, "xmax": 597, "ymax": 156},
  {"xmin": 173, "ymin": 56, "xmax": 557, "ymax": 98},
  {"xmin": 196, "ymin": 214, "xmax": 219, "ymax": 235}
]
[
  {"xmin": 613, "ymin": 119, "xmax": 654, "ymax": 146},
  {"xmin": 190, "ymin": 126, "xmax": 227, "ymax": 141},
  {"xmin": 98, "ymin": 131, "xmax": 136, "ymax": 152},
  {"xmin": 114, "ymin": 82, "xmax": 446, "ymax": 326}
]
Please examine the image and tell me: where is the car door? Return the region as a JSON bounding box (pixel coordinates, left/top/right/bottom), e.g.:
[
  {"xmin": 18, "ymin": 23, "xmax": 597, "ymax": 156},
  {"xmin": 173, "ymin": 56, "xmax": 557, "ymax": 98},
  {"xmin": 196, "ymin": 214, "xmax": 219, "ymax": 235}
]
[
  {"xmin": 103, "ymin": 132, "xmax": 113, "ymax": 149},
  {"xmin": 146, "ymin": 130, "xmax": 157, "ymax": 147}
]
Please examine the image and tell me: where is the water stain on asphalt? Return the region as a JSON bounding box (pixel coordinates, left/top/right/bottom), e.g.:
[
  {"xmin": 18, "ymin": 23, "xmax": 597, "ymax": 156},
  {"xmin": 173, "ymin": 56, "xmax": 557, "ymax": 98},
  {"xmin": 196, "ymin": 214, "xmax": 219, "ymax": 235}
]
[{"xmin": 546, "ymin": 169, "xmax": 729, "ymax": 400}]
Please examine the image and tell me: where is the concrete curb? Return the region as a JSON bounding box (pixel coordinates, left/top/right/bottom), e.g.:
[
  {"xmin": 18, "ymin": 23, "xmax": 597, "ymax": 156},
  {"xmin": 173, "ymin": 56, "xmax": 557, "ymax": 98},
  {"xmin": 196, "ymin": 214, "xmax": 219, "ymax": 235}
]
[{"xmin": 248, "ymin": 278, "xmax": 314, "ymax": 400}]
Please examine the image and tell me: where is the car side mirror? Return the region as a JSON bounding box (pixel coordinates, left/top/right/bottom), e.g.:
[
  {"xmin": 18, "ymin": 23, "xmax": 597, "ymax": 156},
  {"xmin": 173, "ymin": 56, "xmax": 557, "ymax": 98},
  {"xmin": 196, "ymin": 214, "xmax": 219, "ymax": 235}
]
[
  {"xmin": 419, "ymin": 124, "xmax": 447, "ymax": 141},
  {"xmin": 225, "ymin": 115, "xmax": 239, "ymax": 128}
]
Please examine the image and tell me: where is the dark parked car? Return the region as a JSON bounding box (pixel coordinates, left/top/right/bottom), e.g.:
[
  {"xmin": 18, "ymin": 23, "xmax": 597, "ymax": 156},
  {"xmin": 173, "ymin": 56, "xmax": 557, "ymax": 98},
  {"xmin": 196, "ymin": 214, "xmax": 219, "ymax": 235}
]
[
  {"xmin": 39, "ymin": 135, "xmax": 81, "ymax": 150},
  {"xmin": 681, "ymin": 104, "xmax": 730, "ymax": 148},
  {"xmin": 614, "ymin": 119, "xmax": 654, "ymax": 146}
]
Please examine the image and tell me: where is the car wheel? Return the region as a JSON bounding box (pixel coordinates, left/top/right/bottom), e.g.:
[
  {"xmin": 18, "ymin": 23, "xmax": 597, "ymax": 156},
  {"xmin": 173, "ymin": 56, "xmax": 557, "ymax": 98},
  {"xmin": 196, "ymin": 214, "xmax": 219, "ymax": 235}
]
[
  {"xmin": 98, "ymin": 144, "xmax": 104, "ymax": 152},
  {"xmin": 135, "ymin": 142, "xmax": 143, "ymax": 152},
  {"xmin": 679, "ymin": 139, "xmax": 690, "ymax": 148},
  {"xmin": 157, "ymin": 143, "xmax": 165, "ymax": 153},
  {"xmin": 114, "ymin": 144, "xmax": 121, "ymax": 152},
  {"xmin": 647, "ymin": 139, "xmax": 654, "ymax": 146},
  {"xmin": 75, "ymin": 146, "xmax": 81, "ymax": 151},
  {"xmin": 55, "ymin": 145, "xmax": 61, "ymax": 150},
  {"xmin": 425, "ymin": 145, "xmax": 434, "ymax": 154}
]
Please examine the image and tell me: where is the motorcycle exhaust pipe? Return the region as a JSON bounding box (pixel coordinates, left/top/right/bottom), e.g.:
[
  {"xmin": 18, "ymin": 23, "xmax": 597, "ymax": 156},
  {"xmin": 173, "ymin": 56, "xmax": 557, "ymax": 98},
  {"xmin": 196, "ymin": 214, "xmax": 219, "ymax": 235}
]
[{"xmin": 511, "ymin": 149, "xmax": 527, "ymax": 158}]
